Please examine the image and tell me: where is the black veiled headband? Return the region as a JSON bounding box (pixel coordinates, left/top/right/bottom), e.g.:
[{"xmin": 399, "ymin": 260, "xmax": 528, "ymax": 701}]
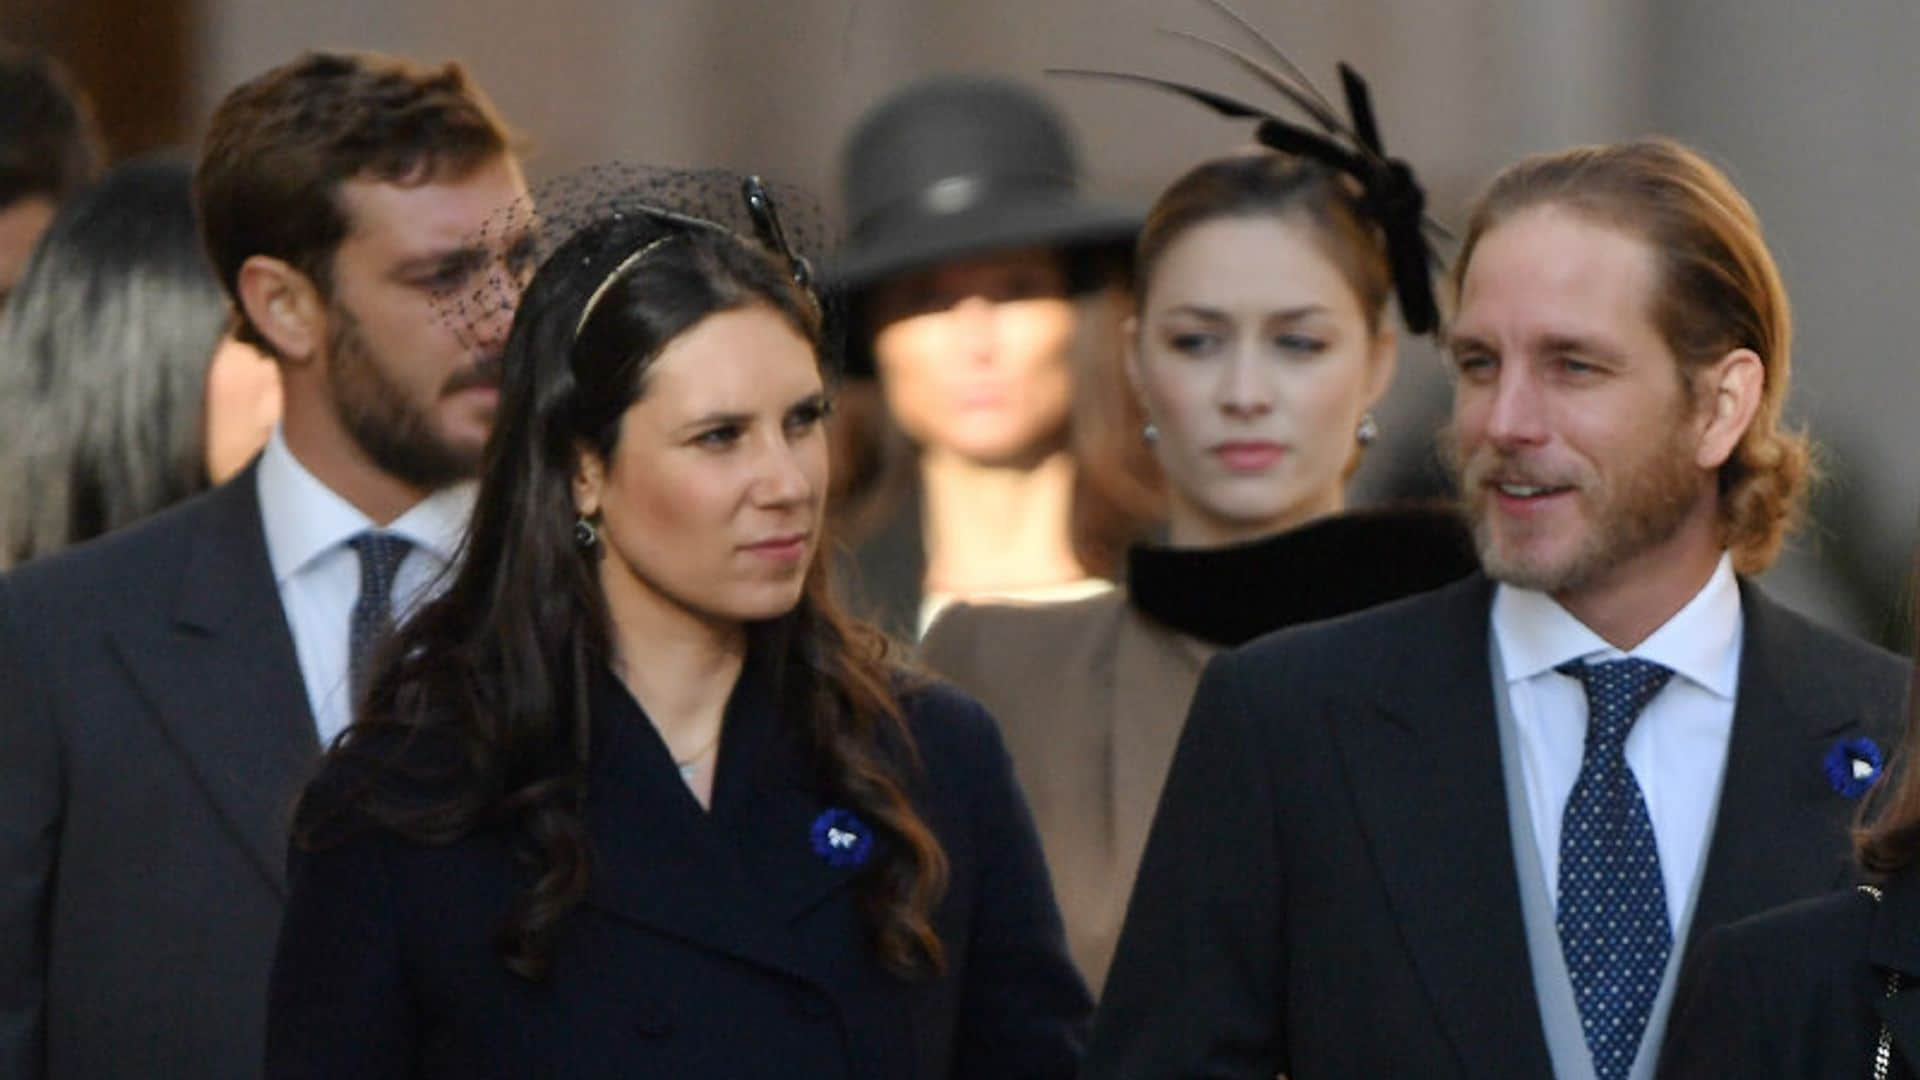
[{"xmin": 572, "ymin": 175, "xmax": 817, "ymax": 340}]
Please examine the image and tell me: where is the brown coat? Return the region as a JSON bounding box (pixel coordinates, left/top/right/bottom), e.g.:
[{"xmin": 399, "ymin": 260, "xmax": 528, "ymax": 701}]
[
  {"xmin": 920, "ymin": 590, "xmax": 1213, "ymax": 992},
  {"xmin": 918, "ymin": 507, "xmax": 1482, "ymax": 993}
]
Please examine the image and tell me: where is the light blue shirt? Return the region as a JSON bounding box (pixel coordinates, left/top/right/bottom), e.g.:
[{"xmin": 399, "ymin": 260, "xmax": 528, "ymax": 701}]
[
  {"xmin": 1491, "ymin": 553, "xmax": 1742, "ymax": 931},
  {"xmin": 256, "ymin": 427, "xmax": 474, "ymax": 745}
]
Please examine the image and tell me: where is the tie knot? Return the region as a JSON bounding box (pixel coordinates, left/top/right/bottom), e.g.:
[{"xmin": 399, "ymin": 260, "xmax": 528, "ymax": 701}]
[
  {"xmin": 348, "ymin": 532, "xmax": 413, "ymax": 592},
  {"xmin": 1556, "ymin": 657, "xmax": 1674, "ymax": 747}
]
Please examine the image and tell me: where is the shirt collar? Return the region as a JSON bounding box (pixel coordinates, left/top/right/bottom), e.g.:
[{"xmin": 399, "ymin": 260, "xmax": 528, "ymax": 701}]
[
  {"xmin": 1492, "ymin": 552, "xmax": 1742, "ymax": 700},
  {"xmin": 256, "ymin": 426, "xmax": 476, "ymax": 584}
]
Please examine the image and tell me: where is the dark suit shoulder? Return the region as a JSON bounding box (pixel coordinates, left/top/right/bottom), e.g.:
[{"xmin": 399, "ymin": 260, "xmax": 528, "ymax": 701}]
[
  {"xmin": 1661, "ymin": 887, "xmax": 1880, "ymax": 1078},
  {"xmin": 895, "ymin": 677, "xmax": 1010, "ymax": 771},
  {"xmin": 1739, "ymin": 585, "xmax": 1908, "ymax": 760},
  {"xmin": 0, "ymin": 476, "xmax": 248, "ymax": 632},
  {"xmin": 1709, "ymin": 885, "xmax": 1877, "ymax": 970},
  {"xmin": 1745, "ymin": 584, "xmax": 1907, "ymax": 687},
  {"xmin": 1223, "ymin": 572, "xmax": 1492, "ymax": 684},
  {"xmin": 4, "ymin": 478, "xmax": 228, "ymax": 593}
]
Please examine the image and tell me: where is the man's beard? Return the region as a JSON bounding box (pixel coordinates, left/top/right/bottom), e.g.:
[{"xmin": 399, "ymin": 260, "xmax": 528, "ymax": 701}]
[
  {"xmin": 1445, "ymin": 416, "xmax": 1705, "ymax": 596},
  {"xmin": 326, "ymin": 303, "xmax": 494, "ymax": 493}
]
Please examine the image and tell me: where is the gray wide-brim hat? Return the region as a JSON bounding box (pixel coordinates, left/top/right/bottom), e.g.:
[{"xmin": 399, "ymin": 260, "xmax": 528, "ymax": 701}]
[{"xmin": 823, "ymin": 74, "xmax": 1140, "ymax": 296}]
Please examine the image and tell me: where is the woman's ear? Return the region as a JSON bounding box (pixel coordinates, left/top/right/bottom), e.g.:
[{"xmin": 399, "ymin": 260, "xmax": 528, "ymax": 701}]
[
  {"xmin": 572, "ymin": 447, "xmax": 606, "ymax": 519},
  {"xmin": 235, "ymin": 255, "xmax": 324, "ymax": 364}
]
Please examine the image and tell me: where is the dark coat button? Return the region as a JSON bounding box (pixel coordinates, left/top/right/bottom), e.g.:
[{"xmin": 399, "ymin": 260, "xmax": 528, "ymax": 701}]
[{"xmin": 633, "ymin": 1000, "xmax": 675, "ymax": 1038}]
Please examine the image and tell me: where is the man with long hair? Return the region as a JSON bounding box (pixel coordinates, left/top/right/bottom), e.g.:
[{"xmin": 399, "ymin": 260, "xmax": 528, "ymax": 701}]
[
  {"xmin": 1088, "ymin": 139, "xmax": 1907, "ymax": 1079},
  {"xmin": 0, "ymin": 50, "xmax": 527, "ymax": 1078}
]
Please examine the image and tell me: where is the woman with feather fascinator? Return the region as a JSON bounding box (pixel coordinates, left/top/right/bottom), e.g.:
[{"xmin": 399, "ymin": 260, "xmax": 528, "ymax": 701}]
[{"xmin": 920, "ymin": 0, "xmax": 1475, "ymax": 996}]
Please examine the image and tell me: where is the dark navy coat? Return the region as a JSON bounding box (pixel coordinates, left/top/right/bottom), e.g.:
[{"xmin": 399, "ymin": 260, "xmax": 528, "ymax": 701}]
[{"xmin": 265, "ymin": 655, "xmax": 1090, "ymax": 1078}]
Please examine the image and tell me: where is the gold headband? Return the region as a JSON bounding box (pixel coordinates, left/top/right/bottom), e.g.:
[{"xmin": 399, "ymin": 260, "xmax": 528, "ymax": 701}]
[{"xmin": 572, "ymin": 235, "xmax": 676, "ymax": 339}]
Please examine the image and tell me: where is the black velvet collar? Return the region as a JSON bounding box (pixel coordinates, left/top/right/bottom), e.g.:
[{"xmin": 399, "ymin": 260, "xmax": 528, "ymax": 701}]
[{"xmin": 1126, "ymin": 504, "xmax": 1480, "ymax": 648}]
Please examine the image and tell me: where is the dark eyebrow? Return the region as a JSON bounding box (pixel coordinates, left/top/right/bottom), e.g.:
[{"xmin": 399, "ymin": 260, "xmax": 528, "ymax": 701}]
[
  {"xmin": 392, "ymin": 245, "xmax": 488, "ymax": 280},
  {"xmin": 1445, "ymin": 331, "xmax": 1495, "ymax": 355},
  {"xmin": 674, "ymin": 391, "xmax": 828, "ymax": 436},
  {"xmin": 676, "ymin": 411, "xmax": 752, "ymax": 435},
  {"xmin": 1161, "ymin": 302, "xmax": 1329, "ymax": 322},
  {"xmin": 1537, "ymin": 333, "xmax": 1625, "ymax": 362}
]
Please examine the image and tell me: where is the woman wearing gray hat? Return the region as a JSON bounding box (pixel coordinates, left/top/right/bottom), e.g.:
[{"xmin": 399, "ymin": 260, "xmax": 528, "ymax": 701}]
[{"xmin": 825, "ymin": 75, "xmax": 1158, "ymax": 640}]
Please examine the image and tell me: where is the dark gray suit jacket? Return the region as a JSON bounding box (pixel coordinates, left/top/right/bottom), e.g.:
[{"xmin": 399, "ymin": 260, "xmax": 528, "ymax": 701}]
[
  {"xmin": 1086, "ymin": 574, "xmax": 1908, "ymax": 1079},
  {"xmin": 0, "ymin": 470, "xmax": 318, "ymax": 1079}
]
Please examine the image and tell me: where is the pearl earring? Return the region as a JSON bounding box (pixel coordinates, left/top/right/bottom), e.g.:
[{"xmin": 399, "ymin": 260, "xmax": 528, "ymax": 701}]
[
  {"xmin": 1356, "ymin": 412, "xmax": 1380, "ymax": 447},
  {"xmin": 1143, "ymin": 420, "xmax": 1160, "ymax": 444}
]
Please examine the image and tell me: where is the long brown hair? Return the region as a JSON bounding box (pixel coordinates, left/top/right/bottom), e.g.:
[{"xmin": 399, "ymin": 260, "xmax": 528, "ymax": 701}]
[
  {"xmin": 298, "ymin": 211, "xmax": 949, "ymax": 981},
  {"xmin": 1452, "ymin": 138, "xmax": 1809, "ymax": 574}
]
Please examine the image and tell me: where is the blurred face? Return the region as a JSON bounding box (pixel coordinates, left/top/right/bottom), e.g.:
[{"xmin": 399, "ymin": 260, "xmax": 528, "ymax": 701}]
[
  {"xmin": 203, "ymin": 335, "xmax": 283, "ymax": 484},
  {"xmin": 575, "ymin": 304, "xmax": 830, "ymax": 629},
  {"xmin": 866, "ymin": 248, "xmax": 1076, "ymax": 466},
  {"xmin": 1130, "ymin": 216, "xmax": 1392, "ymax": 547},
  {"xmin": 0, "ymin": 195, "xmax": 56, "ymax": 312},
  {"xmin": 1446, "ymin": 205, "xmax": 1713, "ymax": 594},
  {"xmin": 320, "ymin": 154, "xmax": 531, "ymax": 490}
]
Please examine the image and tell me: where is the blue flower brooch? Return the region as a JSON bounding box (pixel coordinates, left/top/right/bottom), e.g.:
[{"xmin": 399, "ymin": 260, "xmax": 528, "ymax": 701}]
[
  {"xmin": 810, "ymin": 808, "xmax": 874, "ymax": 869},
  {"xmin": 1824, "ymin": 736, "xmax": 1884, "ymax": 799}
]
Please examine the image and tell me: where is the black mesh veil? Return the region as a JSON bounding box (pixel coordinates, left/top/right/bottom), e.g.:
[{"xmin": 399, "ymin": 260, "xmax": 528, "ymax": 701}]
[{"xmin": 432, "ymin": 163, "xmax": 845, "ymax": 374}]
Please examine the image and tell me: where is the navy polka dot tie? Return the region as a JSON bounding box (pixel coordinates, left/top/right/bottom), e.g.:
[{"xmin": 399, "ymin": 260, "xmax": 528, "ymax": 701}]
[
  {"xmin": 347, "ymin": 532, "xmax": 413, "ymax": 707},
  {"xmin": 1554, "ymin": 657, "xmax": 1674, "ymax": 1080}
]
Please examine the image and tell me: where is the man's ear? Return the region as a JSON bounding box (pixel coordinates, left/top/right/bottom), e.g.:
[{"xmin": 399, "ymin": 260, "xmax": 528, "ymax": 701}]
[
  {"xmin": 572, "ymin": 446, "xmax": 606, "ymax": 519},
  {"xmin": 235, "ymin": 255, "xmax": 325, "ymax": 364},
  {"xmin": 1694, "ymin": 347, "xmax": 1765, "ymax": 470}
]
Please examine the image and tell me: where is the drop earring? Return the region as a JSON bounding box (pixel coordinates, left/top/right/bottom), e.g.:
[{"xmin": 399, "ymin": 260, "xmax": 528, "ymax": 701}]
[
  {"xmin": 1356, "ymin": 412, "xmax": 1380, "ymax": 447},
  {"xmin": 573, "ymin": 514, "xmax": 601, "ymax": 552},
  {"xmin": 1143, "ymin": 420, "xmax": 1160, "ymax": 444}
]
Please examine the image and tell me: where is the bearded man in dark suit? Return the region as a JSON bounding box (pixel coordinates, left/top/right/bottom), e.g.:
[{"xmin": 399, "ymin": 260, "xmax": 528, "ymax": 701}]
[
  {"xmin": 0, "ymin": 50, "xmax": 530, "ymax": 1078},
  {"xmin": 1087, "ymin": 138, "xmax": 1907, "ymax": 1080}
]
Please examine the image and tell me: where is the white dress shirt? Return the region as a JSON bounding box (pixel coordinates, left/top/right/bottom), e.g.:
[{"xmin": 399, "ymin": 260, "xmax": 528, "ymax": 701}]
[
  {"xmin": 256, "ymin": 428, "xmax": 474, "ymax": 745},
  {"xmin": 1491, "ymin": 553, "xmax": 1742, "ymax": 931}
]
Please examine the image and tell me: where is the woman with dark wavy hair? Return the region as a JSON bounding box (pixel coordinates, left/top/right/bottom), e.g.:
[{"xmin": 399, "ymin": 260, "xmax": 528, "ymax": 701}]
[{"xmin": 264, "ymin": 196, "xmax": 1089, "ymax": 1077}]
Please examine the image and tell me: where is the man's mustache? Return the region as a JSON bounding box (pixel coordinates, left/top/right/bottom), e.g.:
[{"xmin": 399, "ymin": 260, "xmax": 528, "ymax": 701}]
[{"xmin": 442, "ymin": 354, "xmax": 503, "ymax": 396}]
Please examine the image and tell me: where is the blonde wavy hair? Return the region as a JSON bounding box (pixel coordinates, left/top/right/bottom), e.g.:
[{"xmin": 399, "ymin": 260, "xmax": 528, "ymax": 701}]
[{"xmin": 1451, "ymin": 137, "xmax": 1810, "ymax": 574}]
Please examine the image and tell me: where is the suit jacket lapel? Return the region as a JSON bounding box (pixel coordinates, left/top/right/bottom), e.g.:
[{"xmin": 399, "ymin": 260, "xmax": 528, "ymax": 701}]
[
  {"xmin": 109, "ymin": 471, "xmax": 316, "ymax": 895},
  {"xmin": 1327, "ymin": 575, "xmax": 1556, "ymax": 1077},
  {"xmin": 1684, "ymin": 584, "xmax": 1864, "ymax": 966}
]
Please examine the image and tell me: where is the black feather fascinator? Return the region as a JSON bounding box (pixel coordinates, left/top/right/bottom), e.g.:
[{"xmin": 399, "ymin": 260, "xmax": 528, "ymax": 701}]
[{"xmin": 1052, "ymin": 0, "xmax": 1445, "ymax": 335}]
